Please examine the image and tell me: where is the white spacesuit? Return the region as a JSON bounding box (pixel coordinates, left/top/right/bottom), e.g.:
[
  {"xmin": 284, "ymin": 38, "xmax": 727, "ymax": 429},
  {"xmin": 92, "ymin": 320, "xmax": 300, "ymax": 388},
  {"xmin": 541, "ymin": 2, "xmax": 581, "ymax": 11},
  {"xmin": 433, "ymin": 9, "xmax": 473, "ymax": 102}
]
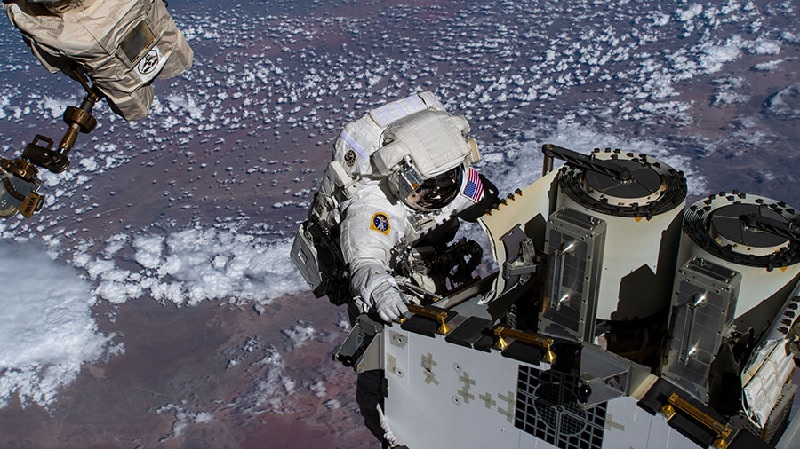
[
  {"xmin": 3, "ymin": 0, "xmax": 193, "ymax": 121},
  {"xmin": 292, "ymin": 92, "xmax": 497, "ymax": 447},
  {"xmin": 340, "ymin": 164, "xmax": 489, "ymax": 321},
  {"xmin": 293, "ymin": 92, "xmax": 493, "ymax": 321}
]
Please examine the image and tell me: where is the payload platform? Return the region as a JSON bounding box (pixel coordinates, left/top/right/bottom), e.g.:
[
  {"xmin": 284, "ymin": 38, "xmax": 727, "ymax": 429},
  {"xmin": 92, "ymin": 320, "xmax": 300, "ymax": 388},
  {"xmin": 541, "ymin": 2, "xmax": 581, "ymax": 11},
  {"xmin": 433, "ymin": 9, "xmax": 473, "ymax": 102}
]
[{"xmin": 369, "ymin": 145, "xmax": 800, "ymax": 449}]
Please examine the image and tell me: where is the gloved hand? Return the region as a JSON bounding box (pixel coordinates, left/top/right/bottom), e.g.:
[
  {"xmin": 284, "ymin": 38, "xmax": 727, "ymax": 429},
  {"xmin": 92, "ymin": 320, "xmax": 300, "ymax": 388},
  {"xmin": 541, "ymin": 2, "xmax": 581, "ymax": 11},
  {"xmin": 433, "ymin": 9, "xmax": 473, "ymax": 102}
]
[{"xmin": 370, "ymin": 283, "xmax": 409, "ymax": 322}]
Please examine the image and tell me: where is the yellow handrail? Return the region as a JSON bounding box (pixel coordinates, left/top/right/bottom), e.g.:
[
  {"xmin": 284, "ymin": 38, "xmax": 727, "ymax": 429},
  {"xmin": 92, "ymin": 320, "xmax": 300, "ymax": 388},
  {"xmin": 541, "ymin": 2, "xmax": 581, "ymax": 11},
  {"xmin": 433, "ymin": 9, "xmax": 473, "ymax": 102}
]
[
  {"xmin": 493, "ymin": 326, "xmax": 556, "ymax": 364},
  {"xmin": 660, "ymin": 392, "xmax": 732, "ymax": 449},
  {"xmin": 406, "ymin": 303, "xmax": 452, "ymax": 336}
]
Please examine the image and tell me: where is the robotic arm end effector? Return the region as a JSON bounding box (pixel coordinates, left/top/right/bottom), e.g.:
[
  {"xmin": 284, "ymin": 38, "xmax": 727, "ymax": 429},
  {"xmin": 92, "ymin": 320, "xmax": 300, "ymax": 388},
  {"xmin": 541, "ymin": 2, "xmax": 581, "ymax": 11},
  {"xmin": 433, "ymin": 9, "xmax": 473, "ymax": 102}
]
[
  {"xmin": 0, "ymin": 72, "xmax": 101, "ymax": 219},
  {"xmin": 0, "ymin": 156, "xmax": 44, "ymax": 219}
]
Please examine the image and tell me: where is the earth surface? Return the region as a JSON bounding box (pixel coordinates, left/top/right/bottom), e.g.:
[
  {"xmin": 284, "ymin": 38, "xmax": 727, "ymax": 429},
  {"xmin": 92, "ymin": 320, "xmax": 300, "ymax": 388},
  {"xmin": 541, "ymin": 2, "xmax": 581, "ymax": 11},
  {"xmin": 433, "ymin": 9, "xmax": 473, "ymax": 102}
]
[{"xmin": 0, "ymin": 0, "xmax": 799, "ymax": 448}]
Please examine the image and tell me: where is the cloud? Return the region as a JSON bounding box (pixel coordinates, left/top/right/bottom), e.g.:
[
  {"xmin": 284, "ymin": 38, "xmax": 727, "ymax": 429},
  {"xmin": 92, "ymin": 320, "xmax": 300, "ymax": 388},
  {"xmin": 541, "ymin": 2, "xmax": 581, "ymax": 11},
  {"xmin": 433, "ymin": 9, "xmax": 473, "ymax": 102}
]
[
  {"xmin": 0, "ymin": 222, "xmax": 310, "ymax": 412},
  {"xmin": 764, "ymin": 83, "xmax": 800, "ymax": 119},
  {"xmin": 478, "ymin": 119, "xmax": 707, "ymax": 197},
  {"xmin": 0, "ymin": 240, "xmax": 119, "ymax": 409},
  {"xmin": 74, "ymin": 227, "xmax": 308, "ymax": 306}
]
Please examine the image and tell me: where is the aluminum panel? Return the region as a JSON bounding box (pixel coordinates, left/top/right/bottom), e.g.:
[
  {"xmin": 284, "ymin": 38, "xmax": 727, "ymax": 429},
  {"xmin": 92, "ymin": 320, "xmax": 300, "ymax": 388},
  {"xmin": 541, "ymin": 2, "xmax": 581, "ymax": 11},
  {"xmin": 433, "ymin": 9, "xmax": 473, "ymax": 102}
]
[
  {"xmin": 541, "ymin": 207, "xmax": 607, "ymax": 342},
  {"xmin": 663, "ymin": 257, "xmax": 741, "ymax": 403}
]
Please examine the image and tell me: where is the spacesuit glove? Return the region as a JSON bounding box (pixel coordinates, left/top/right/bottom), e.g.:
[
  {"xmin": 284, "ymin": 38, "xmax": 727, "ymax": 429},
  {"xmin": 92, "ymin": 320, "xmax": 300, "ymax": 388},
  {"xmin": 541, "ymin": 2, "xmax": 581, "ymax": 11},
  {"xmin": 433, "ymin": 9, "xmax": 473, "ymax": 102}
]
[{"xmin": 371, "ymin": 283, "xmax": 409, "ymax": 322}]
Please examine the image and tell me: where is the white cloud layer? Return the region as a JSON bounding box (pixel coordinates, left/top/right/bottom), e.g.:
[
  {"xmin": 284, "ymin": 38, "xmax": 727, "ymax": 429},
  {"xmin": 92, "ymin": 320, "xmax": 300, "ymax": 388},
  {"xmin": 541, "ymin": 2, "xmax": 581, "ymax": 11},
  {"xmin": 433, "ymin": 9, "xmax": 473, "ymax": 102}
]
[
  {"xmin": 479, "ymin": 118, "xmax": 707, "ymax": 197},
  {"xmin": 73, "ymin": 227, "xmax": 308, "ymax": 306},
  {"xmin": 0, "ymin": 241, "xmax": 118, "ymax": 409}
]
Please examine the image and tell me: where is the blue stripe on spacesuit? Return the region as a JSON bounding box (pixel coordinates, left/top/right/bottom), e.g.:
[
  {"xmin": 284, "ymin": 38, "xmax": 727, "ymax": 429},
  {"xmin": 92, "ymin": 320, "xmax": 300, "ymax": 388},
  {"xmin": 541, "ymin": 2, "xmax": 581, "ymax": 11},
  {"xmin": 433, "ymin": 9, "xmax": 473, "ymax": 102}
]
[
  {"xmin": 340, "ymin": 129, "xmax": 370, "ymax": 160},
  {"xmin": 371, "ymin": 96, "xmax": 425, "ymax": 126}
]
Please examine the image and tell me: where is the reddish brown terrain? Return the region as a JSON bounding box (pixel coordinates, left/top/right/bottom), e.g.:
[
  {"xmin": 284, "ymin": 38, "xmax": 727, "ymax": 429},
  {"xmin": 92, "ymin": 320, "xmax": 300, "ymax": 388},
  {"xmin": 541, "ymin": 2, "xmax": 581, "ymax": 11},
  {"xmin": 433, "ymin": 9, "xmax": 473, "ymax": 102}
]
[
  {"xmin": 1, "ymin": 0, "xmax": 799, "ymax": 448},
  {"xmin": 0, "ymin": 295, "xmax": 375, "ymax": 449}
]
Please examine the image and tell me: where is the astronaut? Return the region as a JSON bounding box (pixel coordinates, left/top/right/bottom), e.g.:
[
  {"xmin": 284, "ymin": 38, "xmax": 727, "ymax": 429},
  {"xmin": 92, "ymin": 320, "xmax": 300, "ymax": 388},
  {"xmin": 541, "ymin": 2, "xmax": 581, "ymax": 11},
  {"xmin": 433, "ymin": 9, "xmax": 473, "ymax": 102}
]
[
  {"xmin": 292, "ymin": 91, "xmax": 497, "ymax": 446},
  {"xmin": 340, "ymin": 135, "xmax": 492, "ymax": 322},
  {"xmin": 3, "ymin": 0, "xmax": 193, "ymax": 121}
]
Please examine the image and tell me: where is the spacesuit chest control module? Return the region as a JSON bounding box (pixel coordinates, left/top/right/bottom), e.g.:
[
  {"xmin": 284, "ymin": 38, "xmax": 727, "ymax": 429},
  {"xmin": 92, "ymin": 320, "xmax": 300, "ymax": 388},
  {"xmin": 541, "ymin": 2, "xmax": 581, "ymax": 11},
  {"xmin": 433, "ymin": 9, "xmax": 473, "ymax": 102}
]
[
  {"xmin": 291, "ymin": 91, "xmax": 497, "ymax": 323},
  {"xmin": 3, "ymin": 0, "xmax": 193, "ymax": 121}
]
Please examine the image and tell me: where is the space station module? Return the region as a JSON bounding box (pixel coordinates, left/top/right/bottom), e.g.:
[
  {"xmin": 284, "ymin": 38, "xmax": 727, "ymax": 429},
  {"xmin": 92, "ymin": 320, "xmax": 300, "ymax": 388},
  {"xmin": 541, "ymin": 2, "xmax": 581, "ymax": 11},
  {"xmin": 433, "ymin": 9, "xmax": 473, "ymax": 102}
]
[
  {"xmin": 372, "ymin": 144, "xmax": 800, "ymax": 449},
  {"xmin": 291, "ymin": 91, "xmax": 494, "ymax": 319},
  {"xmin": 3, "ymin": 0, "xmax": 193, "ymax": 121}
]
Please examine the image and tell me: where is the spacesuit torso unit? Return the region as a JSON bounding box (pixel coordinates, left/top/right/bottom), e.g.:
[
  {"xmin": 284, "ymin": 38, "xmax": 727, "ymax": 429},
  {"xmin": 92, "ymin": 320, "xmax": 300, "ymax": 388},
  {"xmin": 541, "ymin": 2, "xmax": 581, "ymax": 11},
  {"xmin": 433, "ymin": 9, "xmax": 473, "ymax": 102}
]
[
  {"xmin": 3, "ymin": 0, "xmax": 193, "ymax": 121},
  {"xmin": 292, "ymin": 91, "xmax": 496, "ymax": 321}
]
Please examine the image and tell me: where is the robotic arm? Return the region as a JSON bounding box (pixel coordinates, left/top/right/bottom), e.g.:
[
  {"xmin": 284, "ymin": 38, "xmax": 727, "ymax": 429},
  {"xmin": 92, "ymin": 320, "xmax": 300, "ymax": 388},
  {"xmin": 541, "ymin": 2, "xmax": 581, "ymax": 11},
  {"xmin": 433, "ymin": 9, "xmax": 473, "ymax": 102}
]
[
  {"xmin": 0, "ymin": 68, "xmax": 99, "ymax": 218},
  {"xmin": 2, "ymin": 0, "xmax": 194, "ymax": 218}
]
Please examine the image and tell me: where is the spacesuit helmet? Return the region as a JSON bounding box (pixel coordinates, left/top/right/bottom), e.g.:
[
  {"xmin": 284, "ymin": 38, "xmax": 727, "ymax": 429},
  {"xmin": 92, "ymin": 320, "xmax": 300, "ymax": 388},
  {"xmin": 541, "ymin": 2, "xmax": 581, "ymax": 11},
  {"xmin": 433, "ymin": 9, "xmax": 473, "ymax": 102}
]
[
  {"xmin": 373, "ymin": 109, "xmax": 480, "ymax": 211},
  {"xmin": 388, "ymin": 160, "xmax": 463, "ymax": 211}
]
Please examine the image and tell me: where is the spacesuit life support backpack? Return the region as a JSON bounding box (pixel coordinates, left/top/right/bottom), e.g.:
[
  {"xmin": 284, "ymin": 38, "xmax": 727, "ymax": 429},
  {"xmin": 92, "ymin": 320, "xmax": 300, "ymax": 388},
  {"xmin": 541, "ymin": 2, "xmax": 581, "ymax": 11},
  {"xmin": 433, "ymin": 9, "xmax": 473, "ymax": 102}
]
[{"xmin": 291, "ymin": 92, "xmax": 483, "ymax": 305}]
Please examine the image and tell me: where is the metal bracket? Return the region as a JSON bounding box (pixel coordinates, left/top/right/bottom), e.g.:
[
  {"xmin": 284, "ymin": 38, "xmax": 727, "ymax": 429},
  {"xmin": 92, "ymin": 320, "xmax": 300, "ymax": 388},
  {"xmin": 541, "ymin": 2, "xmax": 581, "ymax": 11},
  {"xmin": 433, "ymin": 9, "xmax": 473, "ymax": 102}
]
[
  {"xmin": 502, "ymin": 238, "xmax": 539, "ymax": 280},
  {"xmin": 660, "ymin": 392, "xmax": 732, "ymax": 449},
  {"xmin": 333, "ymin": 314, "xmax": 383, "ymax": 372},
  {"xmin": 21, "ymin": 134, "xmax": 69, "ymax": 174}
]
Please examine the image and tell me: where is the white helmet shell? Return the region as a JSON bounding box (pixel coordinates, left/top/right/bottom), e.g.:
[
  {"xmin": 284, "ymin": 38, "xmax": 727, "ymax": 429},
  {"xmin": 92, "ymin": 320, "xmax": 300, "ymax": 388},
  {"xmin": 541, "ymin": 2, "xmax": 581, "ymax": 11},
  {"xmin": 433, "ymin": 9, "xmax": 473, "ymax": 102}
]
[
  {"xmin": 372, "ymin": 109, "xmax": 472, "ymax": 178},
  {"xmin": 332, "ymin": 92, "xmax": 444, "ymax": 178}
]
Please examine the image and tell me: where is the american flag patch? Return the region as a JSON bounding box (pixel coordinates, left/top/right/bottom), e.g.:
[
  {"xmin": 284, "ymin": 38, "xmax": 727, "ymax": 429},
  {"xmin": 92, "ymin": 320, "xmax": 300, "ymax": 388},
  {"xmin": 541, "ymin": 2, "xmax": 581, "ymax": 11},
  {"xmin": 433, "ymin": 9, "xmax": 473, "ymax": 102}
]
[{"xmin": 461, "ymin": 167, "xmax": 484, "ymax": 202}]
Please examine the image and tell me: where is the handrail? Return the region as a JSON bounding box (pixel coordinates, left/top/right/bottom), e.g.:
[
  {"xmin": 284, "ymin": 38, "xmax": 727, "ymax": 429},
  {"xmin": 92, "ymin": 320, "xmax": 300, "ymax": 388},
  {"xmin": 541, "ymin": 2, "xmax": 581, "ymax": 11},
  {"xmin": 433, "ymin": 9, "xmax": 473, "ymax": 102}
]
[{"xmin": 493, "ymin": 326, "xmax": 556, "ymax": 364}]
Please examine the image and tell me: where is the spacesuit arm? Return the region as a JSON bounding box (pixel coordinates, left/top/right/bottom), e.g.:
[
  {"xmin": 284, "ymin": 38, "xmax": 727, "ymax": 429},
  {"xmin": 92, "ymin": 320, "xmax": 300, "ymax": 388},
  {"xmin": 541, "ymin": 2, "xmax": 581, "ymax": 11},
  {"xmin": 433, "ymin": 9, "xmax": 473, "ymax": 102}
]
[{"xmin": 339, "ymin": 184, "xmax": 409, "ymax": 321}]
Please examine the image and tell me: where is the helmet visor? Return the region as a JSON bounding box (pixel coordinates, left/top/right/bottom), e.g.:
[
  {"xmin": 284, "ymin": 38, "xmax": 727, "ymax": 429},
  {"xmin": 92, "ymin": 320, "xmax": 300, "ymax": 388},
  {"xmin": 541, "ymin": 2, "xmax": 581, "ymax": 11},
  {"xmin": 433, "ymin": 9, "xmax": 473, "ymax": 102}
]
[{"xmin": 405, "ymin": 166, "xmax": 462, "ymax": 211}]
